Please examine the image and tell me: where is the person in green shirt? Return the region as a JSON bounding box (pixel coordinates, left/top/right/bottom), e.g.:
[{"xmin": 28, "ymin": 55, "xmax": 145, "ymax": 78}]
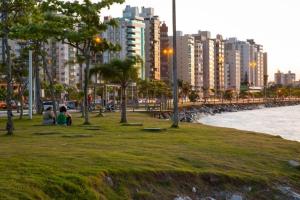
[{"xmin": 57, "ymin": 106, "xmax": 72, "ymax": 126}]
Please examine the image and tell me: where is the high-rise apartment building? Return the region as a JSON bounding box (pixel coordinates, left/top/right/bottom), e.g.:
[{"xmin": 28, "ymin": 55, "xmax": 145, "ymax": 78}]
[
  {"xmin": 275, "ymin": 70, "xmax": 296, "ymax": 86},
  {"xmin": 193, "ymin": 31, "xmax": 215, "ymax": 96},
  {"xmin": 160, "ymin": 22, "xmax": 170, "ymax": 82},
  {"xmin": 194, "ymin": 39, "xmax": 204, "ymax": 95},
  {"xmin": 214, "ymin": 34, "xmax": 225, "ymax": 93},
  {"xmin": 224, "ymin": 38, "xmax": 241, "ymax": 92},
  {"xmin": 45, "ymin": 41, "xmax": 80, "ymax": 86},
  {"xmin": 141, "ymin": 7, "xmax": 161, "ymax": 80},
  {"xmin": 169, "ymin": 31, "xmax": 195, "ymax": 87},
  {"xmin": 230, "ymin": 39, "xmax": 266, "ymax": 88},
  {"xmin": 103, "ymin": 6, "xmax": 146, "ymax": 79},
  {"xmin": 263, "ymin": 52, "xmax": 268, "ymax": 87},
  {"xmin": 247, "ymin": 39, "xmax": 264, "ymax": 87}
]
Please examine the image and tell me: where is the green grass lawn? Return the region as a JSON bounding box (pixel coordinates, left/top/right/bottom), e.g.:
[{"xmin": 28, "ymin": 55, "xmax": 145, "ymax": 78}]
[{"xmin": 0, "ymin": 112, "xmax": 299, "ymax": 199}]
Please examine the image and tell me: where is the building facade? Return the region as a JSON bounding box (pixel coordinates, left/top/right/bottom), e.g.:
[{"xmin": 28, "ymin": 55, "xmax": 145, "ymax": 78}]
[
  {"xmin": 214, "ymin": 34, "xmax": 225, "ymax": 94},
  {"xmin": 45, "ymin": 41, "xmax": 80, "ymax": 86},
  {"xmin": 224, "ymin": 39, "xmax": 241, "ymax": 92},
  {"xmin": 194, "ymin": 39, "xmax": 204, "ymax": 96},
  {"xmin": 193, "ymin": 31, "xmax": 215, "ymax": 96},
  {"xmin": 141, "ymin": 8, "xmax": 161, "ymax": 80},
  {"xmin": 169, "ymin": 31, "xmax": 195, "ymax": 87},
  {"xmin": 275, "ymin": 70, "xmax": 296, "ymax": 86},
  {"xmin": 103, "ymin": 6, "xmax": 146, "ymax": 79},
  {"xmin": 160, "ymin": 22, "xmax": 170, "ymax": 82}
]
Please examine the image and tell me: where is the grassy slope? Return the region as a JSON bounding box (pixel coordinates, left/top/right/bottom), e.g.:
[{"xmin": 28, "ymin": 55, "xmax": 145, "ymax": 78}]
[{"xmin": 0, "ymin": 112, "xmax": 299, "ymax": 199}]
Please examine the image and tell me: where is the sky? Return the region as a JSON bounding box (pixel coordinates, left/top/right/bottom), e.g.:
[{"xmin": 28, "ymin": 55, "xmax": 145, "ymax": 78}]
[{"xmin": 101, "ymin": 0, "xmax": 300, "ymax": 81}]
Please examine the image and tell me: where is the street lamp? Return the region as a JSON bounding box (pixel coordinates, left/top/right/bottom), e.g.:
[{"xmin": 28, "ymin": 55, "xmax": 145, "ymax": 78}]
[
  {"xmin": 92, "ymin": 35, "xmax": 102, "ymax": 107},
  {"xmin": 163, "ymin": 48, "xmax": 173, "ymax": 57},
  {"xmin": 171, "ymin": 0, "xmax": 179, "ymax": 128},
  {"xmin": 163, "ymin": 47, "xmax": 173, "ymax": 110},
  {"xmin": 94, "ymin": 36, "xmax": 102, "ymax": 44}
]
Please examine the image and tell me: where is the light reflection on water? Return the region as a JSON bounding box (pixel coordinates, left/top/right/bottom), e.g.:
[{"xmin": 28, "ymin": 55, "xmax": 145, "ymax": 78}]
[{"xmin": 198, "ymin": 105, "xmax": 300, "ymax": 142}]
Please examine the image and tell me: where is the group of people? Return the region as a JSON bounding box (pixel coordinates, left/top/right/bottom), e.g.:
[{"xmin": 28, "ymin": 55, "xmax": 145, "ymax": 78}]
[{"xmin": 43, "ymin": 106, "xmax": 72, "ymax": 126}]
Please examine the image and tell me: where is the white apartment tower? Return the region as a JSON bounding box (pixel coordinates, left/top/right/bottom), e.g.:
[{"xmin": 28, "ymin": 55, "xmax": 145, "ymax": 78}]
[
  {"xmin": 169, "ymin": 31, "xmax": 195, "ymax": 87},
  {"xmin": 224, "ymin": 38, "xmax": 241, "ymax": 92},
  {"xmin": 193, "ymin": 31, "xmax": 215, "ymax": 96},
  {"xmin": 214, "ymin": 34, "xmax": 225, "ymax": 93},
  {"xmin": 247, "ymin": 39, "xmax": 264, "ymax": 87},
  {"xmin": 103, "ymin": 6, "xmax": 146, "ymax": 79},
  {"xmin": 46, "ymin": 41, "xmax": 80, "ymax": 86},
  {"xmin": 237, "ymin": 39, "xmax": 265, "ymax": 87},
  {"xmin": 194, "ymin": 40, "xmax": 204, "ymax": 95}
]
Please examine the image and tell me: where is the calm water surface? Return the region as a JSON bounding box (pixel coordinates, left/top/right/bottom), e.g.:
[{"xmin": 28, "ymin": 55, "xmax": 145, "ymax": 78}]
[{"xmin": 198, "ymin": 105, "xmax": 300, "ymax": 142}]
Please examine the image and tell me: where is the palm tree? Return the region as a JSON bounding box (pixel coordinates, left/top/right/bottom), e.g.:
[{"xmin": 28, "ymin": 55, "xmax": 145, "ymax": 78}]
[
  {"xmin": 90, "ymin": 57, "xmax": 140, "ymax": 123},
  {"xmin": 181, "ymin": 82, "xmax": 192, "ymax": 103}
]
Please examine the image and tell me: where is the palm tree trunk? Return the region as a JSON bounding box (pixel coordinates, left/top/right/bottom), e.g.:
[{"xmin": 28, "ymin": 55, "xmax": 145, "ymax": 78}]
[
  {"xmin": 2, "ymin": 0, "xmax": 13, "ymax": 135},
  {"xmin": 19, "ymin": 94, "xmax": 24, "ymax": 120},
  {"xmin": 83, "ymin": 51, "xmax": 90, "ymax": 125},
  {"xmin": 42, "ymin": 44, "xmax": 57, "ymax": 117},
  {"xmin": 33, "ymin": 47, "xmax": 43, "ymax": 115},
  {"xmin": 3, "ymin": 29, "xmax": 14, "ymax": 135},
  {"xmin": 120, "ymin": 86, "xmax": 127, "ymax": 123}
]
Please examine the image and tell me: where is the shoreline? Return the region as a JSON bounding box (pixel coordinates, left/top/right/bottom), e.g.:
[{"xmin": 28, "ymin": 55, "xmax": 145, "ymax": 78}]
[
  {"xmin": 197, "ymin": 104, "xmax": 300, "ymax": 143},
  {"xmin": 154, "ymin": 100, "xmax": 300, "ymax": 122}
]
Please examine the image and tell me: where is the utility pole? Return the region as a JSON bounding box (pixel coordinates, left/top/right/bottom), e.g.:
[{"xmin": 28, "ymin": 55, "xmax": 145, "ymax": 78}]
[
  {"xmin": 172, "ymin": 0, "xmax": 179, "ymax": 128},
  {"xmin": 29, "ymin": 50, "xmax": 33, "ymax": 119}
]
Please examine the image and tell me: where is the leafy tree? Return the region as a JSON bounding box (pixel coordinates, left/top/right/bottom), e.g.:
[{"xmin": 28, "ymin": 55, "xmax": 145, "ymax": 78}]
[
  {"xmin": 0, "ymin": 88, "xmax": 6, "ymax": 101},
  {"xmin": 11, "ymin": 48, "xmax": 29, "ymax": 119},
  {"xmin": 224, "ymin": 90, "xmax": 234, "ymax": 102},
  {"xmin": 91, "ymin": 57, "xmax": 140, "ymax": 123},
  {"xmin": 178, "ymin": 80, "xmax": 191, "ymax": 103},
  {"xmin": 10, "ymin": 1, "xmax": 70, "ymax": 116},
  {"xmin": 44, "ymin": 0, "xmax": 124, "ymax": 125},
  {"xmin": 188, "ymin": 90, "xmax": 199, "ymax": 103},
  {"xmin": 0, "ymin": 0, "xmax": 36, "ymax": 135}
]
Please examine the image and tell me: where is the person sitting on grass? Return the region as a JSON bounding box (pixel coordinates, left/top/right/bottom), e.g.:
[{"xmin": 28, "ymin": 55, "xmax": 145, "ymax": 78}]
[
  {"xmin": 57, "ymin": 106, "xmax": 72, "ymax": 126},
  {"xmin": 43, "ymin": 107, "xmax": 56, "ymax": 125}
]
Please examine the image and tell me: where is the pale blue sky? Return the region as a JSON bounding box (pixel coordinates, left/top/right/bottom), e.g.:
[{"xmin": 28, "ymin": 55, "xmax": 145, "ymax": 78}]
[{"xmin": 102, "ymin": 0, "xmax": 300, "ymax": 80}]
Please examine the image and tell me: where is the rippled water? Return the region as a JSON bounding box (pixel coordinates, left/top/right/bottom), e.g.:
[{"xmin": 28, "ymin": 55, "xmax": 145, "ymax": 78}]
[{"xmin": 198, "ymin": 105, "xmax": 300, "ymax": 142}]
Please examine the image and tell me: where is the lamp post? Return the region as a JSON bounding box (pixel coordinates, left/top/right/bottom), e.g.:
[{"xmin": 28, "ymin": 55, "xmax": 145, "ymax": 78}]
[
  {"xmin": 92, "ymin": 35, "xmax": 102, "ymax": 110},
  {"xmin": 172, "ymin": 0, "xmax": 179, "ymax": 128},
  {"xmin": 28, "ymin": 50, "xmax": 33, "ymax": 120},
  {"xmin": 163, "ymin": 48, "xmax": 173, "ymax": 110}
]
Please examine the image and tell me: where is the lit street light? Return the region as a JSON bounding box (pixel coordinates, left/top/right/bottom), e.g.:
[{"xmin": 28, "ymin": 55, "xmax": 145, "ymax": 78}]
[{"xmin": 94, "ymin": 36, "xmax": 102, "ymax": 44}]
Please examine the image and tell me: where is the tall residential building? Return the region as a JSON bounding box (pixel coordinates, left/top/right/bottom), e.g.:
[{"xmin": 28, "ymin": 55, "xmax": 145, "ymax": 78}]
[
  {"xmin": 263, "ymin": 52, "xmax": 268, "ymax": 87},
  {"xmin": 275, "ymin": 70, "xmax": 296, "ymax": 86},
  {"xmin": 45, "ymin": 41, "xmax": 80, "ymax": 86},
  {"xmin": 169, "ymin": 31, "xmax": 195, "ymax": 87},
  {"xmin": 141, "ymin": 7, "xmax": 161, "ymax": 80},
  {"xmin": 103, "ymin": 6, "xmax": 146, "ymax": 79},
  {"xmin": 214, "ymin": 34, "xmax": 225, "ymax": 93},
  {"xmin": 285, "ymin": 71, "xmax": 296, "ymax": 85},
  {"xmin": 247, "ymin": 39, "xmax": 264, "ymax": 87},
  {"xmin": 194, "ymin": 39, "xmax": 204, "ymax": 95},
  {"xmin": 236, "ymin": 40, "xmax": 250, "ymax": 85},
  {"xmin": 234, "ymin": 39, "xmax": 266, "ymax": 88},
  {"xmin": 224, "ymin": 38, "xmax": 241, "ymax": 92},
  {"xmin": 193, "ymin": 31, "xmax": 215, "ymax": 96},
  {"xmin": 160, "ymin": 22, "xmax": 170, "ymax": 82}
]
